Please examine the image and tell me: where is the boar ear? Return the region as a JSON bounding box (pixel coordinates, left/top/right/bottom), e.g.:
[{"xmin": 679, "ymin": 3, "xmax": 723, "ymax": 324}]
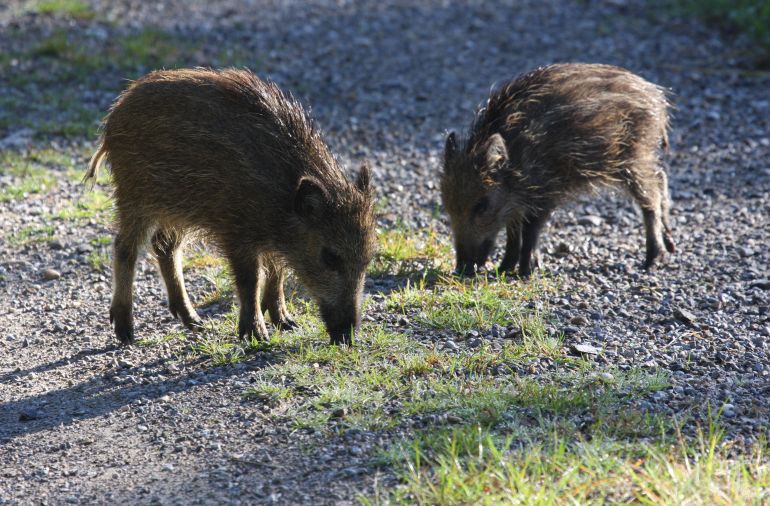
[
  {"xmin": 444, "ymin": 131, "xmax": 458, "ymax": 161},
  {"xmin": 485, "ymin": 133, "xmax": 508, "ymax": 173},
  {"xmin": 356, "ymin": 162, "xmax": 371, "ymax": 194},
  {"xmin": 294, "ymin": 177, "xmax": 329, "ymax": 219}
]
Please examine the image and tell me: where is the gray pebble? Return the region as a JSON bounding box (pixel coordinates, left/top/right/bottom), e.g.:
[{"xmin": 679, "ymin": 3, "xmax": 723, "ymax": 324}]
[
  {"xmin": 577, "ymin": 215, "xmax": 603, "ymax": 227},
  {"xmin": 41, "ymin": 268, "xmax": 61, "ymax": 281}
]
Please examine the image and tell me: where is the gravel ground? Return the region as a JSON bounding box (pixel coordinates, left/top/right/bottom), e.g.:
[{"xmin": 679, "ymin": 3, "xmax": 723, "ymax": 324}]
[{"xmin": 1, "ymin": 0, "xmax": 769, "ymax": 504}]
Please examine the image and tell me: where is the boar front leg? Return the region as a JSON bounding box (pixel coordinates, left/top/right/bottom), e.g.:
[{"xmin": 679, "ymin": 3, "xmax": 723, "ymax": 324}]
[
  {"xmin": 518, "ymin": 209, "xmax": 552, "ymax": 279},
  {"xmin": 498, "ymin": 222, "xmax": 521, "ymax": 274},
  {"xmin": 228, "ymin": 249, "xmax": 269, "ymax": 340},
  {"xmin": 264, "ymin": 264, "xmax": 297, "ymax": 330}
]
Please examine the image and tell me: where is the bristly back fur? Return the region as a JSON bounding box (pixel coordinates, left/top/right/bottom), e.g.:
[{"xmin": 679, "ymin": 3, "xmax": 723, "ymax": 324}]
[{"xmin": 449, "ymin": 63, "xmax": 670, "ymax": 209}]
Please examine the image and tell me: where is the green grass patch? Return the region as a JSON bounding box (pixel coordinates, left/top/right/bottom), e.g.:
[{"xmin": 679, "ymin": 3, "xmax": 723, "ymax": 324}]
[
  {"xmin": 377, "ymin": 420, "xmax": 770, "ymax": 505},
  {"xmin": 369, "ymin": 226, "xmax": 453, "ymax": 278},
  {"xmin": 53, "ymin": 189, "xmax": 112, "ymax": 222},
  {"xmin": 1, "ymin": 25, "xmax": 261, "ymax": 139},
  {"xmin": 33, "ymin": 0, "xmax": 95, "ymax": 20},
  {"xmin": 387, "ymin": 273, "xmax": 557, "ymax": 334},
  {"xmin": 135, "ymin": 329, "xmax": 187, "ymax": 348},
  {"xmin": 6, "ymin": 224, "xmax": 55, "ymax": 247},
  {"xmin": 675, "ymin": 0, "xmax": 770, "ymax": 67},
  {"xmin": 193, "ymin": 335, "xmax": 246, "ymax": 366},
  {"xmin": 27, "ymin": 27, "xmax": 194, "ymax": 75},
  {"xmin": 183, "ymin": 249, "xmax": 225, "ymax": 271},
  {"xmin": 0, "ymin": 149, "xmax": 66, "ymax": 201},
  {"xmin": 198, "ymin": 264, "xmax": 235, "ymax": 306},
  {"xmin": 191, "ymin": 294, "xmax": 666, "ymax": 441},
  {"xmin": 86, "ymin": 235, "xmax": 111, "ymax": 271}
]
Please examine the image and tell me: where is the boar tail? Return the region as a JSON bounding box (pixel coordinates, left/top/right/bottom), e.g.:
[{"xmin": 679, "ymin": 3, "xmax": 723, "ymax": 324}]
[{"xmin": 84, "ymin": 142, "xmax": 108, "ymax": 189}]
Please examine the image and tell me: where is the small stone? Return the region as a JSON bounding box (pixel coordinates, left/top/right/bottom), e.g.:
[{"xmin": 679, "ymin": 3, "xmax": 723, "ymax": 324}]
[
  {"xmin": 118, "ymin": 359, "xmax": 134, "ymax": 369},
  {"xmin": 577, "ymin": 215, "xmax": 603, "ymax": 227},
  {"xmin": 398, "ymin": 316, "xmax": 410, "ymax": 326},
  {"xmin": 331, "ymin": 407, "xmax": 348, "ymax": 419},
  {"xmin": 41, "ymin": 268, "xmax": 61, "ymax": 281},
  {"xmin": 599, "ymin": 372, "xmax": 614, "ymax": 382},
  {"xmin": 571, "ymin": 343, "xmax": 600, "ymax": 356},
  {"xmin": 19, "ymin": 410, "xmax": 43, "ymax": 422},
  {"xmin": 562, "ymin": 326, "xmax": 580, "ymax": 335},
  {"xmin": 737, "ymin": 246, "xmax": 754, "ymax": 258},
  {"xmin": 552, "ymin": 242, "xmax": 571, "ymax": 257},
  {"xmin": 722, "ymin": 404, "xmax": 736, "ymax": 418},
  {"xmin": 163, "ymin": 463, "xmax": 174, "ymax": 471},
  {"xmin": 443, "ymin": 340, "xmax": 459, "ymax": 351},
  {"xmin": 570, "ymin": 315, "xmax": 589, "ymax": 326},
  {"xmin": 467, "ymin": 337, "xmax": 482, "ymax": 349},
  {"xmin": 673, "ymin": 307, "xmax": 697, "ymax": 326},
  {"xmin": 749, "ymin": 280, "xmax": 770, "ymax": 290},
  {"xmin": 48, "ymin": 239, "xmax": 65, "ymax": 250},
  {"xmin": 76, "ymin": 243, "xmax": 93, "ymax": 254}
]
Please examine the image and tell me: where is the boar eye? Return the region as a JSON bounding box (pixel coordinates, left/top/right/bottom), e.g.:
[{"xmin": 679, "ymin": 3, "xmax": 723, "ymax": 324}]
[
  {"xmin": 472, "ymin": 197, "xmax": 489, "ymax": 217},
  {"xmin": 321, "ymin": 248, "xmax": 343, "ymax": 272}
]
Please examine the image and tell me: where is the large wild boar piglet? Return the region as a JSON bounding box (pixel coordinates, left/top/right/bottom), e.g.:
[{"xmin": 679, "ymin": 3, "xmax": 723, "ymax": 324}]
[{"xmin": 87, "ymin": 68, "xmax": 376, "ymax": 345}]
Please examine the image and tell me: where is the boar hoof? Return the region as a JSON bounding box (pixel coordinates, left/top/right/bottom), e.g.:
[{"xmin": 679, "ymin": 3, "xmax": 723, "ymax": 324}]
[
  {"xmin": 183, "ymin": 316, "xmax": 204, "ymax": 331},
  {"xmin": 642, "ymin": 254, "xmax": 660, "ymax": 270},
  {"xmin": 238, "ymin": 321, "xmax": 268, "ymax": 341},
  {"xmin": 276, "ymin": 317, "xmax": 298, "ymax": 331},
  {"xmin": 110, "ymin": 308, "xmax": 135, "ymax": 345},
  {"xmin": 329, "ymin": 332, "xmax": 353, "ymax": 346},
  {"xmin": 663, "ymin": 234, "xmax": 676, "ymax": 254}
]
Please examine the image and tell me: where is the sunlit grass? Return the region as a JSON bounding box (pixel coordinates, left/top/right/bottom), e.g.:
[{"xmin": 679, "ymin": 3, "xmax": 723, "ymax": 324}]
[
  {"xmin": 386, "ymin": 273, "xmax": 558, "ymax": 333},
  {"xmin": 369, "ymin": 226, "xmax": 453, "ymax": 278},
  {"xmin": 0, "ymin": 150, "xmax": 63, "ymax": 201},
  {"xmin": 53, "ymin": 189, "xmax": 112, "ymax": 222},
  {"xmin": 33, "ymin": 0, "xmax": 95, "ymax": 20},
  {"xmin": 6, "ymin": 224, "xmax": 56, "ymax": 246},
  {"xmin": 375, "ymin": 420, "xmax": 770, "ymax": 505}
]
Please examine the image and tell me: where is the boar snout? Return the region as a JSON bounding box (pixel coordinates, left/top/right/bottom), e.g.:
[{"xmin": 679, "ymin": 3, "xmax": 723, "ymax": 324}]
[
  {"xmin": 454, "ymin": 238, "xmax": 494, "ymax": 276},
  {"xmin": 319, "ymin": 301, "xmax": 361, "ymax": 346}
]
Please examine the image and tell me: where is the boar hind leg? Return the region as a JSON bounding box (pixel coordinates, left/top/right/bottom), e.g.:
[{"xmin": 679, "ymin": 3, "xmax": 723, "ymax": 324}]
[
  {"xmin": 264, "ymin": 264, "xmax": 297, "ymax": 330},
  {"xmin": 498, "ymin": 222, "xmax": 521, "ymax": 274},
  {"xmin": 657, "ymin": 170, "xmax": 676, "ymax": 254},
  {"xmin": 111, "ymin": 220, "xmax": 147, "ymax": 345},
  {"xmin": 228, "ymin": 250, "xmax": 269, "ymax": 340},
  {"xmin": 629, "ymin": 174, "xmax": 665, "ymax": 269},
  {"xmin": 151, "ymin": 228, "xmax": 201, "ymax": 330},
  {"xmin": 519, "ymin": 210, "xmax": 552, "ymax": 279}
]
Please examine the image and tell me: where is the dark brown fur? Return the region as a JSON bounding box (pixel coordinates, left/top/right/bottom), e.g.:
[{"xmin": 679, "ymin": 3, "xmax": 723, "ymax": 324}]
[
  {"xmin": 441, "ymin": 63, "xmax": 675, "ymax": 277},
  {"xmin": 87, "ymin": 68, "xmax": 376, "ymax": 345}
]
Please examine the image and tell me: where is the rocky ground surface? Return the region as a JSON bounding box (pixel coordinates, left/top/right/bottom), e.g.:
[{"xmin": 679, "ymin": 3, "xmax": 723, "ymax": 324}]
[{"xmin": 1, "ymin": 0, "xmax": 769, "ymax": 504}]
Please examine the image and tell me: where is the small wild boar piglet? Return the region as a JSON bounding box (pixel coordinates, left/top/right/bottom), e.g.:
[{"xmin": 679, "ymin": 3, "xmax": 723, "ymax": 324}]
[
  {"xmin": 441, "ymin": 63, "xmax": 675, "ymax": 278},
  {"xmin": 86, "ymin": 68, "xmax": 376, "ymax": 346}
]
